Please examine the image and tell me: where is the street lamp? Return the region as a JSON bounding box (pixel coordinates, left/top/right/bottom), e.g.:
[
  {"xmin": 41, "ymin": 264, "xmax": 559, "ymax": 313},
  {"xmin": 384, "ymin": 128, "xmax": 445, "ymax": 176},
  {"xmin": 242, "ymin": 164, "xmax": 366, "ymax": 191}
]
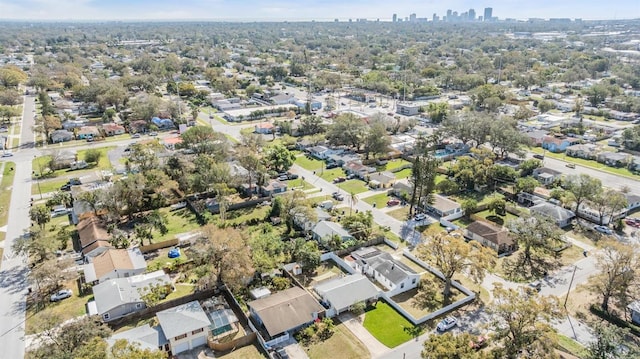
[{"xmin": 33, "ymin": 155, "xmax": 42, "ymax": 199}]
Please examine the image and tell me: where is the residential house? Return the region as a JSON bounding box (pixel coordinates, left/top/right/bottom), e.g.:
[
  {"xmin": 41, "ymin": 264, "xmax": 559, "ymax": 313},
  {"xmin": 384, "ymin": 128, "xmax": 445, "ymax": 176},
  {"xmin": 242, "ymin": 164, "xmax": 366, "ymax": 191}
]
[
  {"xmin": 464, "ymin": 220, "xmax": 517, "ymax": 255},
  {"xmin": 367, "ymin": 171, "xmax": 396, "ymax": 189},
  {"xmin": 609, "ymin": 110, "xmax": 638, "ymax": 121},
  {"xmin": 625, "ymin": 194, "xmax": 640, "ymax": 212},
  {"xmin": 163, "ymin": 136, "xmax": 183, "ymax": 150},
  {"xmin": 77, "ymin": 216, "xmax": 112, "ymax": 258},
  {"xmin": 566, "ymin": 143, "xmax": 599, "ymax": 159},
  {"xmin": 293, "ymin": 207, "xmax": 331, "ymax": 232},
  {"xmin": 89, "ymin": 270, "xmax": 171, "ymax": 322},
  {"xmin": 529, "ymin": 202, "xmax": 575, "ymax": 228},
  {"xmin": 349, "ymin": 247, "xmax": 420, "ymax": 296},
  {"xmin": 343, "ymin": 161, "xmax": 376, "ymax": 179},
  {"xmin": 77, "ymin": 126, "xmax": 100, "ymax": 140},
  {"xmin": 541, "ymin": 135, "xmax": 579, "ymax": 153},
  {"xmin": 425, "ymin": 194, "xmax": 462, "ymax": 217},
  {"xmin": 130, "ymin": 120, "xmax": 148, "ymax": 134},
  {"xmin": 270, "ymin": 94, "xmax": 295, "ymax": 105},
  {"xmin": 392, "ymin": 180, "xmax": 412, "ymax": 198},
  {"xmin": 83, "ymin": 248, "xmax": 147, "ymax": 284},
  {"xmin": 533, "ymin": 167, "xmax": 562, "ymax": 186},
  {"xmin": 248, "ymin": 286, "xmax": 325, "ymax": 340},
  {"xmin": 523, "ymin": 130, "xmax": 548, "ymax": 147},
  {"xmin": 156, "ymin": 301, "xmax": 212, "ymax": 355},
  {"xmin": 151, "ymin": 117, "xmax": 175, "ymax": 129},
  {"xmin": 307, "ymin": 145, "xmax": 332, "ymax": 160},
  {"xmin": 312, "ymin": 221, "xmax": 354, "ymax": 242},
  {"xmin": 62, "ymin": 119, "xmax": 88, "ymax": 131},
  {"xmin": 628, "ymin": 301, "xmax": 640, "ymax": 325},
  {"xmin": 50, "ymin": 129, "xmax": 74, "ymax": 143},
  {"xmin": 103, "ymin": 123, "xmax": 125, "ymax": 136},
  {"xmin": 293, "ymin": 99, "xmax": 322, "ymax": 111},
  {"xmin": 254, "ymin": 122, "xmax": 275, "ymax": 134},
  {"xmin": 107, "ymin": 324, "xmax": 168, "ymax": 352},
  {"xmin": 396, "ymin": 102, "xmax": 420, "ymax": 116},
  {"xmin": 629, "ymin": 156, "xmax": 640, "ymax": 172},
  {"xmin": 313, "ymin": 274, "xmax": 380, "ymax": 317},
  {"xmin": 596, "ymin": 152, "xmax": 630, "ymax": 168},
  {"xmin": 260, "ymin": 180, "xmax": 287, "ymax": 196}
]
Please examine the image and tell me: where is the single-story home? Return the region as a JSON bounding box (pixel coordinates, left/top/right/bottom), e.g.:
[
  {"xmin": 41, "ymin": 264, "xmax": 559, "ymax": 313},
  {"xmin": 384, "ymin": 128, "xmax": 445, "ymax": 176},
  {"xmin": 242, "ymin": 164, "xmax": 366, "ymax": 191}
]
[
  {"xmin": 625, "ymin": 194, "xmax": 640, "ymax": 212},
  {"xmin": 50, "ymin": 129, "xmax": 75, "ymax": 143},
  {"xmin": 529, "ymin": 202, "xmax": 575, "ymax": 228},
  {"xmin": 367, "ymin": 172, "xmax": 396, "ymax": 189},
  {"xmin": 156, "ymin": 301, "xmax": 212, "ymax": 355},
  {"xmin": 541, "ymin": 135, "xmax": 579, "ymax": 153},
  {"xmin": 151, "ymin": 117, "xmax": 175, "ymax": 129},
  {"xmin": 89, "ymin": 270, "xmax": 172, "ymax": 322},
  {"xmin": 255, "ymin": 122, "xmax": 275, "ymax": 134},
  {"xmin": 83, "ymin": 248, "xmax": 147, "ymax": 284},
  {"xmin": 533, "ymin": 167, "xmax": 562, "ymax": 186},
  {"xmin": 107, "ymin": 324, "xmax": 169, "ymax": 352},
  {"xmin": 349, "ymin": 247, "xmax": 420, "ymax": 297},
  {"xmin": 314, "ymin": 274, "xmax": 380, "ymax": 317},
  {"xmin": 77, "ymin": 126, "xmax": 100, "ymax": 139},
  {"xmin": 343, "ymin": 161, "xmax": 376, "ymax": 179},
  {"xmin": 260, "ymin": 180, "xmax": 288, "ymax": 196},
  {"xmin": 464, "ymin": 220, "xmax": 518, "ymax": 255},
  {"xmin": 293, "ymin": 207, "xmax": 331, "ymax": 232},
  {"xmin": 523, "ymin": 130, "xmax": 548, "ymax": 146},
  {"xmin": 307, "ymin": 145, "xmax": 332, "ymax": 160},
  {"xmin": 565, "ymin": 143, "xmax": 599, "ymax": 160},
  {"xmin": 163, "ymin": 136, "xmax": 183, "ymax": 150},
  {"xmin": 392, "ymin": 180, "xmax": 412, "ymax": 198},
  {"xmin": 425, "ymin": 194, "xmax": 461, "ymax": 217},
  {"xmin": 248, "ymin": 286, "xmax": 325, "ymax": 340},
  {"xmin": 596, "ymin": 152, "xmax": 630, "ymax": 168},
  {"xmin": 77, "ymin": 216, "xmax": 112, "ymax": 258},
  {"xmin": 103, "ymin": 123, "xmax": 125, "ymax": 136},
  {"xmin": 312, "ymin": 221, "xmax": 354, "ymax": 242}
]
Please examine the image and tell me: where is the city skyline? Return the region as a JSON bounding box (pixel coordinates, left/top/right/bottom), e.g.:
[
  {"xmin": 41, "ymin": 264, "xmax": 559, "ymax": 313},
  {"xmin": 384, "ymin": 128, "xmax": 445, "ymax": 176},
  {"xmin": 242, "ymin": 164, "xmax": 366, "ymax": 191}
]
[{"xmin": 0, "ymin": 0, "xmax": 639, "ymax": 21}]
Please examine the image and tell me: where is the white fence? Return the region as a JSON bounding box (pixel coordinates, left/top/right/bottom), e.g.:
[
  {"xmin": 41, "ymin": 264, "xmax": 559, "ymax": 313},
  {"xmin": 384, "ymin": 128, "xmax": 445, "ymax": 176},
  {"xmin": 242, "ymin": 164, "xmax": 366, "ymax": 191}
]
[{"xmin": 439, "ymin": 211, "xmax": 464, "ymax": 229}]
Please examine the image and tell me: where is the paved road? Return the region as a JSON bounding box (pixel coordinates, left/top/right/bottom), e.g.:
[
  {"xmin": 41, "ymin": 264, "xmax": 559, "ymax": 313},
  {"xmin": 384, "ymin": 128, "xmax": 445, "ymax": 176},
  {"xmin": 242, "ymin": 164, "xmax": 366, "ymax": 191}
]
[{"xmin": 0, "ymin": 93, "xmax": 37, "ymax": 359}]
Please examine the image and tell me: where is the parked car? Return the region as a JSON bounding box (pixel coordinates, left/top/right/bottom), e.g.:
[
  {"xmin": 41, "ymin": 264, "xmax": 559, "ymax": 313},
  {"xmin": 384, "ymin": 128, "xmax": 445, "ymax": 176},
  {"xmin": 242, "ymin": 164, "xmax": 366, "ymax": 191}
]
[
  {"xmin": 275, "ymin": 348, "xmax": 289, "ymax": 359},
  {"xmin": 325, "ymin": 162, "xmax": 339, "ymax": 169},
  {"xmin": 387, "ymin": 199, "xmax": 400, "ymax": 207},
  {"xmin": 436, "ymin": 317, "xmax": 457, "ymax": 332},
  {"xmin": 1, "ymin": 152, "xmax": 13, "ymax": 157},
  {"xmin": 60, "ymin": 184, "xmax": 72, "ymax": 191},
  {"xmin": 287, "ymin": 173, "xmax": 299, "ymax": 180},
  {"xmin": 332, "ymin": 192, "xmax": 344, "ymax": 201},
  {"xmin": 414, "ymin": 213, "xmax": 427, "ymax": 222},
  {"xmin": 149, "ymin": 132, "xmax": 158, "ymax": 136},
  {"xmin": 624, "ymin": 218, "xmax": 640, "ymax": 228},
  {"xmin": 68, "ymin": 178, "xmax": 81, "ymax": 185},
  {"xmin": 533, "ymin": 154, "xmax": 544, "ymax": 160},
  {"xmin": 51, "ymin": 207, "xmax": 70, "ymax": 217},
  {"xmin": 333, "ymin": 177, "xmax": 346, "ymax": 183},
  {"xmin": 131, "ymin": 133, "xmax": 141, "ymax": 138},
  {"xmin": 594, "ymin": 225, "xmax": 613, "ymax": 235},
  {"xmin": 278, "ymin": 175, "xmax": 289, "ymax": 181},
  {"xmin": 50, "ymin": 289, "xmax": 72, "ymax": 302}
]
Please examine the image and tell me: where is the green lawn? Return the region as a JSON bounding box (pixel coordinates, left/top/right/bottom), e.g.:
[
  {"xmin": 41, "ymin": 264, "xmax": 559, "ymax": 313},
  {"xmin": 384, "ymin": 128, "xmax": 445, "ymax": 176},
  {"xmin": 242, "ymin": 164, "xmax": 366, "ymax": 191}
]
[
  {"xmin": 32, "ymin": 178, "xmax": 69, "ymax": 195},
  {"xmin": 209, "ymin": 205, "xmax": 271, "ymax": 226},
  {"xmin": 306, "ymin": 321, "xmax": 369, "ymax": 359},
  {"xmin": 295, "ymin": 155, "xmax": 324, "ymax": 171},
  {"xmin": 33, "ymin": 146, "xmax": 115, "ymax": 179},
  {"xmin": 529, "ymin": 147, "xmax": 640, "ymax": 179},
  {"xmin": 161, "ymin": 283, "xmax": 196, "ymax": 303},
  {"xmin": 363, "ymin": 192, "xmax": 393, "ymax": 208},
  {"xmin": 0, "ymin": 162, "xmax": 16, "ymax": 236},
  {"xmin": 216, "ymin": 344, "xmax": 266, "ymax": 359},
  {"xmin": 452, "ymin": 191, "xmax": 504, "ymax": 207},
  {"xmin": 153, "ymin": 208, "xmax": 201, "ymax": 243},
  {"xmin": 25, "ymin": 281, "xmax": 92, "ymax": 335},
  {"xmin": 394, "ymin": 168, "xmax": 412, "ymax": 179},
  {"xmin": 319, "ymin": 168, "xmax": 345, "ymax": 182},
  {"xmin": 387, "ymin": 207, "xmax": 410, "ymax": 221},
  {"xmin": 380, "ymin": 159, "xmax": 412, "ymax": 172},
  {"xmin": 288, "ymin": 178, "xmax": 314, "ymax": 190},
  {"xmin": 555, "ymin": 333, "xmax": 588, "ymax": 358},
  {"xmin": 473, "ymin": 209, "xmax": 519, "ymax": 227},
  {"xmin": 363, "ymin": 301, "xmax": 415, "ymax": 348},
  {"xmin": 337, "ymin": 179, "xmax": 370, "ymax": 195},
  {"xmin": 146, "ymin": 247, "xmax": 190, "ymax": 271}
]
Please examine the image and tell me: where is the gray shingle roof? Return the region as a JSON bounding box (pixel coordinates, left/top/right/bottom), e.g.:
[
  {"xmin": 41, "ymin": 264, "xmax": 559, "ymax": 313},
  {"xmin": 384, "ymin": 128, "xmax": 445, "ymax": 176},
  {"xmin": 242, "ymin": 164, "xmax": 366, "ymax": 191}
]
[
  {"xmin": 312, "ymin": 221, "xmax": 352, "ymax": 239},
  {"xmin": 314, "ymin": 274, "xmax": 379, "ymax": 311},
  {"xmin": 92, "ymin": 270, "xmax": 170, "ymax": 315},
  {"xmin": 530, "ymin": 202, "xmax": 575, "ymax": 221},
  {"xmin": 156, "ymin": 301, "xmax": 211, "ymax": 340},
  {"xmin": 107, "ymin": 324, "xmax": 167, "ymax": 351}
]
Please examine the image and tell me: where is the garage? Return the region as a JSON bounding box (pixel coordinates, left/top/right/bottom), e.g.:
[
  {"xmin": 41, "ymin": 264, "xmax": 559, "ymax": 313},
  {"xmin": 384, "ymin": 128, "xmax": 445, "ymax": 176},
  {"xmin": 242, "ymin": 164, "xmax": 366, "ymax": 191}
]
[
  {"xmin": 191, "ymin": 335, "xmax": 207, "ymax": 349},
  {"xmin": 172, "ymin": 341, "xmax": 189, "ymax": 354}
]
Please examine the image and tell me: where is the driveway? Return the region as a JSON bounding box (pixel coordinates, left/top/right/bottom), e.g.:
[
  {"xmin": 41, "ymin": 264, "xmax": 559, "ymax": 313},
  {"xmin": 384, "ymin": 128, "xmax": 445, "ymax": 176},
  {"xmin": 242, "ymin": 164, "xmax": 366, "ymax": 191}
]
[{"xmin": 338, "ymin": 312, "xmax": 390, "ymax": 358}]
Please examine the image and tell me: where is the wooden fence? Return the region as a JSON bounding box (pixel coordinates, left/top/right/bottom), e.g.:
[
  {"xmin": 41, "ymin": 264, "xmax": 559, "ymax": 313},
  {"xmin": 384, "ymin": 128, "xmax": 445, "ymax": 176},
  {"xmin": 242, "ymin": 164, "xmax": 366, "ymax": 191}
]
[{"xmin": 138, "ymin": 238, "xmax": 179, "ymax": 253}]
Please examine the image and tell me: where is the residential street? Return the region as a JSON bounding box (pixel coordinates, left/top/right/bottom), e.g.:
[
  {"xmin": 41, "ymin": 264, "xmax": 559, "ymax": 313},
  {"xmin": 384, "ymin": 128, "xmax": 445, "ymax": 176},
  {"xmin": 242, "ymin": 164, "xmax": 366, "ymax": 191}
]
[{"xmin": 0, "ymin": 93, "xmax": 36, "ymax": 359}]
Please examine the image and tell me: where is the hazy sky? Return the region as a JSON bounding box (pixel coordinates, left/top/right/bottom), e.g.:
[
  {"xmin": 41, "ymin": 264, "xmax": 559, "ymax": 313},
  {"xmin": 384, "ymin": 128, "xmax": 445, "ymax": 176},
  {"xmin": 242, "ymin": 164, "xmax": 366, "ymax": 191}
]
[{"xmin": 0, "ymin": 0, "xmax": 638, "ymax": 21}]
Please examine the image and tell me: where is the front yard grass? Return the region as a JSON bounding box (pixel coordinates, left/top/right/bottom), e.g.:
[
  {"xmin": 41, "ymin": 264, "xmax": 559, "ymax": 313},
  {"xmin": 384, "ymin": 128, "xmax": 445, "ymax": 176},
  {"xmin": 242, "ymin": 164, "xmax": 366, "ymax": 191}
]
[
  {"xmin": 318, "ymin": 168, "xmax": 345, "ymax": 182},
  {"xmin": 288, "ymin": 178, "xmax": 314, "ymax": 190},
  {"xmin": 393, "ymin": 168, "xmax": 412, "ymax": 179},
  {"xmin": 216, "ymin": 344, "xmax": 266, "ymax": 359},
  {"xmin": 379, "ymin": 159, "xmax": 411, "ymax": 172},
  {"xmin": 473, "ymin": 209, "xmax": 519, "ymax": 227},
  {"xmin": 387, "ymin": 207, "xmax": 410, "ymax": 221},
  {"xmin": 306, "ymin": 320, "xmax": 369, "ymax": 359},
  {"xmin": 363, "ymin": 192, "xmax": 392, "ymax": 208},
  {"xmin": 152, "ymin": 207, "xmax": 201, "ymax": 243},
  {"xmin": 25, "ymin": 280, "xmax": 91, "ymax": 335},
  {"xmin": 0, "ymin": 162, "xmax": 16, "ymax": 231},
  {"xmin": 295, "ymin": 155, "xmax": 324, "ymax": 171},
  {"xmin": 363, "ymin": 301, "xmax": 415, "ymax": 348},
  {"xmin": 31, "ymin": 178, "xmax": 68, "ymax": 195},
  {"xmin": 209, "ymin": 205, "xmax": 271, "ymax": 226},
  {"xmin": 33, "ymin": 146, "xmax": 115, "ymax": 179},
  {"xmin": 337, "ymin": 179, "xmax": 369, "ymax": 195}
]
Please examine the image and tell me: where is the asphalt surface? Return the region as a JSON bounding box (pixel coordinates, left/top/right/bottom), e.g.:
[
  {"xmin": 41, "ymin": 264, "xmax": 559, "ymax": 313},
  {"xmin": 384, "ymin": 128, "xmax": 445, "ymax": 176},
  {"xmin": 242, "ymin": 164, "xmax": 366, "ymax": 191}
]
[{"xmin": 0, "ymin": 93, "xmax": 36, "ymax": 359}]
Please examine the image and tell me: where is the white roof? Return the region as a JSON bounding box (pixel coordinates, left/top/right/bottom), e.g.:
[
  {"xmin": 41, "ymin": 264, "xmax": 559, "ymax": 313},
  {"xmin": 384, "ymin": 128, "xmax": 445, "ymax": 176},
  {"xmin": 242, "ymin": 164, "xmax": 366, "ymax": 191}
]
[
  {"xmin": 157, "ymin": 301, "xmax": 211, "ymax": 339},
  {"xmin": 314, "ymin": 274, "xmax": 379, "ymax": 311}
]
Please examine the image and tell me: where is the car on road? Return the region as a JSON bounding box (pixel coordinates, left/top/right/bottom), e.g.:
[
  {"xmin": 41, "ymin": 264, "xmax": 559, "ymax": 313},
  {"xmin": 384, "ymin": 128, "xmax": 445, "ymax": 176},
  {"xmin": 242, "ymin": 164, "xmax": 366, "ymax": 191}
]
[
  {"xmin": 436, "ymin": 316, "xmax": 457, "ymax": 332},
  {"xmin": 1, "ymin": 152, "xmax": 13, "ymax": 157},
  {"xmin": 149, "ymin": 132, "xmax": 158, "ymax": 136},
  {"xmin": 565, "ymin": 163, "xmax": 576, "ymax": 169},
  {"xmin": 533, "ymin": 154, "xmax": 544, "ymax": 160},
  {"xmin": 414, "ymin": 213, "xmax": 427, "ymax": 222},
  {"xmin": 624, "ymin": 218, "xmax": 640, "ymax": 228},
  {"xmin": 333, "ymin": 177, "xmax": 346, "ymax": 183},
  {"xmin": 387, "ymin": 199, "xmax": 400, "ymax": 207},
  {"xmin": 50, "ymin": 289, "xmax": 72, "ymax": 302},
  {"xmin": 594, "ymin": 225, "xmax": 613, "ymax": 235},
  {"xmin": 131, "ymin": 133, "xmax": 141, "ymax": 138},
  {"xmin": 332, "ymin": 192, "xmax": 344, "ymax": 201}
]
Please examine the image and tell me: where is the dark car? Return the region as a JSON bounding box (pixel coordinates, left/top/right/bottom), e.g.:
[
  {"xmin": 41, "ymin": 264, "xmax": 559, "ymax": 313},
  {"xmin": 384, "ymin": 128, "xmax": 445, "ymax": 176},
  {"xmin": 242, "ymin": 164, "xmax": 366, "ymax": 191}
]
[
  {"xmin": 60, "ymin": 184, "xmax": 72, "ymax": 191},
  {"xmin": 325, "ymin": 162, "xmax": 339, "ymax": 169},
  {"xmin": 333, "ymin": 177, "xmax": 346, "ymax": 183},
  {"xmin": 288, "ymin": 173, "xmax": 299, "ymax": 180},
  {"xmin": 533, "ymin": 154, "xmax": 544, "ymax": 160}
]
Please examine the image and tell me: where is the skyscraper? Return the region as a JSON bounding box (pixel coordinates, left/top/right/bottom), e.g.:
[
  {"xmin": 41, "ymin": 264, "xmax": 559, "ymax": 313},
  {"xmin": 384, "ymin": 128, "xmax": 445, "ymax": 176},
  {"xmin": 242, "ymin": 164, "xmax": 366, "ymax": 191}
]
[
  {"xmin": 468, "ymin": 9, "xmax": 476, "ymax": 21},
  {"xmin": 446, "ymin": 9, "xmax": 452, "ymax": 21},
  {"xmin": 484, "ymin": 7, "xmax": 493, "ymax": 21},
  {"xmin": 409, "ymin": 13, "xmax": 416, "ymax": 22},
  {"xmin": 392, "ymin": 13, "xmax": 397, "ymax": 22}
]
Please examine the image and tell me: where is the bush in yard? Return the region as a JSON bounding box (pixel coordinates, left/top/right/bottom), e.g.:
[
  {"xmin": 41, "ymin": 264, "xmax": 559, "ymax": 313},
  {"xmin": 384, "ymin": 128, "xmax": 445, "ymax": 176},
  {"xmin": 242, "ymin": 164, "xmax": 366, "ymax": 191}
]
[
  {"xmin": 295, "ymin": 317, "xmax": 336, "ymax": 346},
  {"xmin": 270, "ymin": 276, "xmax": 291, "ymax": 291}
]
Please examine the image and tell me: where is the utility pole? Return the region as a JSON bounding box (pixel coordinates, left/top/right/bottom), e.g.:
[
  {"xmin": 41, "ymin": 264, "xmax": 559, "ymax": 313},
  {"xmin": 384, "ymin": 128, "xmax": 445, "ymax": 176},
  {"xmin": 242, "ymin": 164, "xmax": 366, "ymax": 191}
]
[{"xmin": 564, "ymin": 265, "xmax": 578, "ymax": 308}]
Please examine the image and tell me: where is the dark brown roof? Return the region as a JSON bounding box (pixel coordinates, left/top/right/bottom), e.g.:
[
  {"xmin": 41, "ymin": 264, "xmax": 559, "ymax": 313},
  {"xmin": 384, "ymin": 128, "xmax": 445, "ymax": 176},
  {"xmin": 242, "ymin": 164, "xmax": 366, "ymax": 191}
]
[
  {"xmin": 466, "ymin": 220, "xmax": 515, "ymax": 247},
  {"xmin": 77, "ymin": 216, "xmax": 110, "ymax": 249}
]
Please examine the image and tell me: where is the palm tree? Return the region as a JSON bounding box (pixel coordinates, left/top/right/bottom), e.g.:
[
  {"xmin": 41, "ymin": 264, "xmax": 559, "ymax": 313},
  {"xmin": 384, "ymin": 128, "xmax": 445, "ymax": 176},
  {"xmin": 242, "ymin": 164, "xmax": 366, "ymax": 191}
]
[{"xmin": 350, "ymin": 191, "xmax": 358, "ymax": 215}]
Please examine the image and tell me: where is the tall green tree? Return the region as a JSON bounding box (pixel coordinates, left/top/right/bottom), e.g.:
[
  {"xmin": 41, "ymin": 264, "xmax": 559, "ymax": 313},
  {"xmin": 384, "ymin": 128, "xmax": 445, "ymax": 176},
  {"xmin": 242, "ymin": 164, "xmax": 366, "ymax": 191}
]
[
  {"xmin": 565, "ymin": 173, "xmax": 602, "ymax": 212},
  {"xmin": 506, "ymin": 214, "xmax": 564, "ymax": 277},
  {"xmin": 264, "ymin": 144, "xmax": 296, "ymax": 173},
  {"xmin": 30, "ymin": 205, "xmax": 51, "ymax": 231}
]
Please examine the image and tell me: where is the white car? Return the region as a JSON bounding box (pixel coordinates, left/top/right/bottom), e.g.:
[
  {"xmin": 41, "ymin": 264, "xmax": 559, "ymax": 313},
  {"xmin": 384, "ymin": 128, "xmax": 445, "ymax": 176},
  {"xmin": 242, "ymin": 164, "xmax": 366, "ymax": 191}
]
[
  {"xmin": 414, "ymin": 213, "xmax": 427, "ymax": 222},
  {"xmin": 50, "ymin": 289, "xmax": 72, "ymax": 302},
  {"xmin": 1, "ymin": 152, "xmax": 13, "ymax": 157},
  {"xmin": 436, "ymin": 316, "xmax": 457, "ymax": 332},
  {"xmin": 594, "ymin": 225, "xmax": 613, "ymax": 235}
]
